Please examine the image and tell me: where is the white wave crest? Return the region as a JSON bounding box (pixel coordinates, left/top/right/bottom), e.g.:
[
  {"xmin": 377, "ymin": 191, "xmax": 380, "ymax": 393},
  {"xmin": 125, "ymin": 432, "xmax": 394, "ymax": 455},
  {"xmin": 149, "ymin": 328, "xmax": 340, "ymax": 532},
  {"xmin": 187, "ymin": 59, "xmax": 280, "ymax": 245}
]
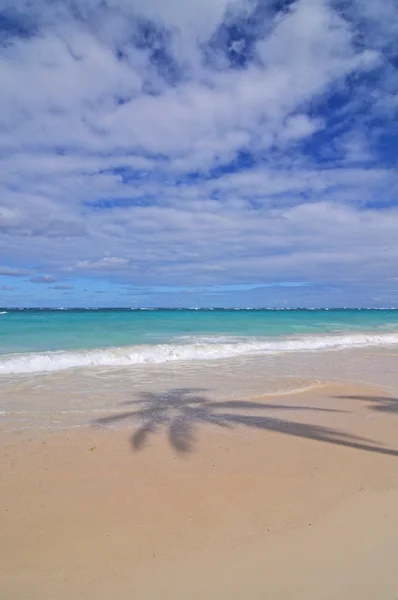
[{"xmin": 1, "ymin": 332, "xmax": 398, "ymax": 375}]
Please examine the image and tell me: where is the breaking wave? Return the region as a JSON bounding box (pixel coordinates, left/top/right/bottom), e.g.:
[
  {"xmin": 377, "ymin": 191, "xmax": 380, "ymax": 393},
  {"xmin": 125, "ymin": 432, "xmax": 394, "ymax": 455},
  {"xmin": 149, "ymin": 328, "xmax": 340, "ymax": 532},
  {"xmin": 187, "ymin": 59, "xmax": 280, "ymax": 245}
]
[{"xmin": 0, "ymin": 332, "xmax": 398, "ymax": 375}]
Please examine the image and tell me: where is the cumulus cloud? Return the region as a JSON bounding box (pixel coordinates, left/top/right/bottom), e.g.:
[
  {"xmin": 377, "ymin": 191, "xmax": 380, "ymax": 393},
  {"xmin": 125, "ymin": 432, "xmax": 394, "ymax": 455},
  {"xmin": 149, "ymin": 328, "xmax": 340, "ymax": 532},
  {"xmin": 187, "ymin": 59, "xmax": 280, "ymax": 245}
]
[
  {"xmin": 30, "ymin": 275, "xmax": 58, "ymax": 284},
  {"xmin": 73, "ymin": 257, "xmax": 131, "ymax": 270},
  {"xmin": 0, "ymin": 266, "xmax": 30, "ymax": 277},
  {"xmin": 0, "ymin": 0, "xmax": 398, "ymax": 306}
]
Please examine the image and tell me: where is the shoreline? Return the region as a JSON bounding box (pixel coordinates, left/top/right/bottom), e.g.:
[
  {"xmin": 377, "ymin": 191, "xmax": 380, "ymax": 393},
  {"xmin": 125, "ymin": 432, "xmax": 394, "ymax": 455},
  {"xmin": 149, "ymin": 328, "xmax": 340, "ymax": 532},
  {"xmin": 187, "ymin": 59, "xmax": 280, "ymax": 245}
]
[
  {"xmin": 1, "ymin": 380, "xmax": 398, "ymax": 599},
  {"xmin": 1, "ymin": 318, "xmax": 398, "ymax": 376},
  {"xmin": 2, "ymin": 342, "xmax": 398, "ymax": 431}
]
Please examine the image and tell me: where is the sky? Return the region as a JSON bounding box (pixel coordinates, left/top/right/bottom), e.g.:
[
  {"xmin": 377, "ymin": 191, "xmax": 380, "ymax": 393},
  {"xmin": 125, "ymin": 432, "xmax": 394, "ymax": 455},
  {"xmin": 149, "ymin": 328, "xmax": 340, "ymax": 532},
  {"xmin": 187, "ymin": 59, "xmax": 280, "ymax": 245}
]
[{"xmin": 0, "ymin": 0, "xmax": 398, "ymax": 308}]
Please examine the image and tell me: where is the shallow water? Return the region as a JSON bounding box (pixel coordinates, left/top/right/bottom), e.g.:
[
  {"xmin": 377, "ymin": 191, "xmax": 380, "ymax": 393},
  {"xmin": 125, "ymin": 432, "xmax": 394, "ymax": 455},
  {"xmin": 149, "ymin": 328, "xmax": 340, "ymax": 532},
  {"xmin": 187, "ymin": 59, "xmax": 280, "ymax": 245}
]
[
  {"xmin": 1, "ymin": 308, "xmax": 398, "ymax": 375},
  {"xmin": 1, "ymin": 308, "xmax": 397, "ymax": 430},
  {"xmin": 1, "ymin": 346, "xmax": 397, "ymax": 430}
]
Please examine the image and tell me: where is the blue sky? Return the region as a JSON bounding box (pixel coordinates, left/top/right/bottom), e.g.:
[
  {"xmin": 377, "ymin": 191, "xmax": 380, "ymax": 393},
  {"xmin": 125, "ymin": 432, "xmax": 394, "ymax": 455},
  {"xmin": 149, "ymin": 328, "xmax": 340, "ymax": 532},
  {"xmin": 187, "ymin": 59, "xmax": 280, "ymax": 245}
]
[{"xmin": 0, "ymin": 0, "xmax": 398, "ymax": 308}]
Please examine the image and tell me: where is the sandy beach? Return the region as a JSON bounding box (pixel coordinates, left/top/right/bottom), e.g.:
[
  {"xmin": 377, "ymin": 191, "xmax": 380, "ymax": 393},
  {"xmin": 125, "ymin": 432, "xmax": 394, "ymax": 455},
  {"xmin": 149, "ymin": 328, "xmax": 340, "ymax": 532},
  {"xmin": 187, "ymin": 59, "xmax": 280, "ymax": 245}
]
[
  {"xmin": 2, "ymin": 0, "xmax": 398, "ymax": 592},
  {"xmin": 1, "ymin": 380, "xmax": 398, "ymax": 600},
  {"xmin": 3, "ymin": 0, "xmax": 398, "ymax": 591}
]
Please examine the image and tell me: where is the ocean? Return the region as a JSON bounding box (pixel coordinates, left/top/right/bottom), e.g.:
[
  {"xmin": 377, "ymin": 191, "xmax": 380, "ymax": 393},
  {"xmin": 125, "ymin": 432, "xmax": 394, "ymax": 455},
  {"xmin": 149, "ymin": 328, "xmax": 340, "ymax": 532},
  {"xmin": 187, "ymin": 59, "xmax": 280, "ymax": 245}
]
[
  {"xmin": 1, "ymin": 308, "xmax": 398, "ymax": 374},
  {"xmin": 1, "ymin": 308, "xmax": 398, "ymax": 429}
]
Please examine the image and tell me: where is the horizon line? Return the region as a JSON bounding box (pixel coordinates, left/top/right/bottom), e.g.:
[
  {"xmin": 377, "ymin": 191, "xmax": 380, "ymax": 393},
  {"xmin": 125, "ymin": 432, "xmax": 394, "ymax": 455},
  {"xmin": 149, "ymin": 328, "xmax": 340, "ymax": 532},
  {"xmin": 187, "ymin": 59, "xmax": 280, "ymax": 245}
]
[{"xmin": 2, "ymin": 307, "xmax": 398, "ymax": 311}]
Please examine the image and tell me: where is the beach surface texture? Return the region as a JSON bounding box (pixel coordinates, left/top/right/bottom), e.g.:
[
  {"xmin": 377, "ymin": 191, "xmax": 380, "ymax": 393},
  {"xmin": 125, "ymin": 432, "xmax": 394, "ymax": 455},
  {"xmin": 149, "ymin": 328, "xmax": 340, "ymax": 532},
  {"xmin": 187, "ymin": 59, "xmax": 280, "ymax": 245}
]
[{"xmin": 1, "ymin": 308, "xmax": 398, "ymax": 599}]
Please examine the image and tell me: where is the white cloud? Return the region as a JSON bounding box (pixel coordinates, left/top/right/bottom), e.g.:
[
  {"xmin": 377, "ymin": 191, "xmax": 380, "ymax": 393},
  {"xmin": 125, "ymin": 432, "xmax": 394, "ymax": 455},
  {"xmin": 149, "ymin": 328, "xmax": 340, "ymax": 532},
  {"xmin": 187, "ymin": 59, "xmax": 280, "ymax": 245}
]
[
  {"xmin": 0, "ymin": 266, "xmax": 30, "ymax": 277},
  {"xmin": 30, "ymin": 275, "xmax": 58, "ymax": 283},
  {"xmin": 73, "ymin": 257, "xmax": 131, "ymax": 270},
  {"xmin": 0, "ymin": 0, "xmax": 397, "ymax": 305}
]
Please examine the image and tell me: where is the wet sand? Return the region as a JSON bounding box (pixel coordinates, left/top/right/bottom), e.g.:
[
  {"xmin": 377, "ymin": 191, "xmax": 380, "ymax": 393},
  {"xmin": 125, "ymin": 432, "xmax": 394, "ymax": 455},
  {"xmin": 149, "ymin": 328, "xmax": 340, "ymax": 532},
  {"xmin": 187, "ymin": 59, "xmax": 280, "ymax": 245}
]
[{"xmin": 1, "ymin": 381, "xmax": 398, "ymax": 599}]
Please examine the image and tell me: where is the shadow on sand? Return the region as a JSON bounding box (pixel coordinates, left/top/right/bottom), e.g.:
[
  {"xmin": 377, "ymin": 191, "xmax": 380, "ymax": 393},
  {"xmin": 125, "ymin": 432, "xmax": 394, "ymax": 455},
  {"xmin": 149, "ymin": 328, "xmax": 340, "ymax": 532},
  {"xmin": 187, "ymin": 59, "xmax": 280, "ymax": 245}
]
[
  {"xmin": 335, "ymin": 395, "xmax": 398, "ymax": 415},
  {"xmin": 93, "ymin": 388, "xmax": 398, "ymax": 457}
]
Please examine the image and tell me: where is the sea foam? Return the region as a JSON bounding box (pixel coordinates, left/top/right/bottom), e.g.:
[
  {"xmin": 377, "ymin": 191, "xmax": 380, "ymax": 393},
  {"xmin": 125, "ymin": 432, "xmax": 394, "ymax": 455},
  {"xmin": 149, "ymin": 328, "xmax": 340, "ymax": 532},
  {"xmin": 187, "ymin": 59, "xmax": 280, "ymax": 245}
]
[{"xmin": 0, "ymin": 332, "xmax": 397, "ymax": 375}]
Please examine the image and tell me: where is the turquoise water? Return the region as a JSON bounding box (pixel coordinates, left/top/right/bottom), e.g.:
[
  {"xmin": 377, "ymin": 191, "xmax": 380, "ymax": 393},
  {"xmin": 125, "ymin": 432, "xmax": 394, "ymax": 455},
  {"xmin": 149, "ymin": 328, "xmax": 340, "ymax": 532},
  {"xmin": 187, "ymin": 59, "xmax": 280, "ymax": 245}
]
[
  {"xmin": 1, "ymin": 308, "xmax": 398, "ymax": 354},
  {"xmin": 1, "ymin": 308, "xmax": 398, "ymax": 375}
]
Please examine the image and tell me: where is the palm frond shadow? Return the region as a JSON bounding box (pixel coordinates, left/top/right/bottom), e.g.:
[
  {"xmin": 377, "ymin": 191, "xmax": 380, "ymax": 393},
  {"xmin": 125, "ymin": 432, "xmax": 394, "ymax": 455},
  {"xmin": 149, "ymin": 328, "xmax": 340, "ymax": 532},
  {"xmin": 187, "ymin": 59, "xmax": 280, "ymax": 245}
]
[
  {"xmin": 335, "ymin": 395, "xmax": 398, "ymax": 414},
  {"xmin": 93, "ymin": 388, "xmax": 398, "ymax": 457}
]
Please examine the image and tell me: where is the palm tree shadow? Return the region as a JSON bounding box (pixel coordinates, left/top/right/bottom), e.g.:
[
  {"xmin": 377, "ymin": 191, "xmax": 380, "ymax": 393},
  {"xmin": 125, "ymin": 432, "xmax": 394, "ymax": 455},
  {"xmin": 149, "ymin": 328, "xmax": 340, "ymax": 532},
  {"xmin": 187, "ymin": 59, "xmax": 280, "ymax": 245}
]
[
  {"xmin": 335, "ymin": 395, "xmax": 398, "ymax": 415},
  {"xmin": 93, "ymin": 388, "xmax": 398, "ymax": 457}
]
